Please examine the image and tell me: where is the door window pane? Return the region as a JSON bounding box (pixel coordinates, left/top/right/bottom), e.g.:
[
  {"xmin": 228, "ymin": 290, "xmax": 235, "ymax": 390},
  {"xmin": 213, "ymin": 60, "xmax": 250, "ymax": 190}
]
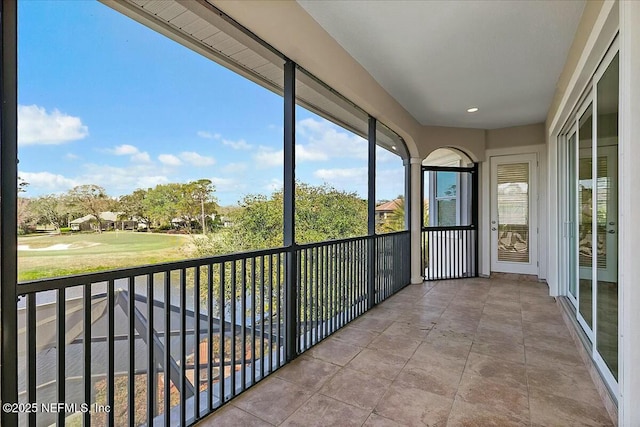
[
  {"xmin": 596, "ymin": 53, "xmax": 618, "ymax": 380},
  {"xmin": 578, "ymin": 103, "xmax": 593, "ymax": 329},
  {"xmin": 497, "ymin": 163, "xmax": 529, "ymax": 262}
]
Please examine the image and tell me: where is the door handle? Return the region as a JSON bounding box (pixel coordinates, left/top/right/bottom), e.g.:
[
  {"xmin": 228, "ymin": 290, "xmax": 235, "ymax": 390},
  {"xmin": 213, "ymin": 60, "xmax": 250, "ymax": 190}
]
[
  {"xmin": 608, "ymin": 229, "xmax": 615, "ymax": 234},
  {"xmin": 491, "ymin": 227, "xmax": 497, "ymax": 231}
]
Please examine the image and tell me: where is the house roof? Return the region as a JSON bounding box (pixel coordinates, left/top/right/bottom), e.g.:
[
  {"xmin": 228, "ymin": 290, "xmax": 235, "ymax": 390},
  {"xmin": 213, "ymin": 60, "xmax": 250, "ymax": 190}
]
[
  {"xmin": 70, "ymin": 211, "xmax": 122, "ymax": 224},
  {"xmin": 376, "ymin": 199, "xmax": 402, "ymax": 213}
]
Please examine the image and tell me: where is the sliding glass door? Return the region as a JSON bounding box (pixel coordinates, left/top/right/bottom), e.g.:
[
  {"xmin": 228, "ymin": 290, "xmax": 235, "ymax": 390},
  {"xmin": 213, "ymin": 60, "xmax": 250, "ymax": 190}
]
[{"xmin": 558, "ymin": 47, "xmax": 618, "ymax": 392}]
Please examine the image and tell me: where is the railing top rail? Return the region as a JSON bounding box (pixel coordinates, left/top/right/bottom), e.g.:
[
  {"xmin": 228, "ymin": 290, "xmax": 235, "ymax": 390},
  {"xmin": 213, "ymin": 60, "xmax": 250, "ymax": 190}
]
[
  {"xmin": 295, "ymin": 234, "xmax": 371, "ymax": 250},
  {"xmin": 422, "ymin": 225, "xmax": 476, "ymax": 231},
  {"xmin": 17, "ymin": 246, "xmax": 289, "ymax": 295},
  {"xmin": 374, "ymin": 230, "xmax": 410, "ymax": 238}
]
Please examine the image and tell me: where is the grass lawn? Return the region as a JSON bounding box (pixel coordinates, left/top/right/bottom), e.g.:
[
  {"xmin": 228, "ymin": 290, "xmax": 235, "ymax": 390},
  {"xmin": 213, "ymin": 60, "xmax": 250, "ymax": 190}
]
[{"xmin": 18, "ymin": 231, "xmax": 193, "ymax": 282}]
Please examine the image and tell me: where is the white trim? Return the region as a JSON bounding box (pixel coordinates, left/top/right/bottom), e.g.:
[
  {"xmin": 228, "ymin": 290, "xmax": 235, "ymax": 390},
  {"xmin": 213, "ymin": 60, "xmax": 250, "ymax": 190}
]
[
  {"xmin": 490, "ymin": 153, "xmax": 539, "ymax": 275},
  {"xmin": 620, "ymin": 1, "xmax": 640, "ymax": 424},
  {"xmin": 480, "ymin": 144, "xmax": 546, "ymax": 279}
]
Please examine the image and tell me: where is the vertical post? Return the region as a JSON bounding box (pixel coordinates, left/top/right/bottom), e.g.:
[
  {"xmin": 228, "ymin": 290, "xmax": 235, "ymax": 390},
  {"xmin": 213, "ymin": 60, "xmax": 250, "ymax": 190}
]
[
  {"xmin": 472, "ymin": 163, "xmax": 479, "ymax": 277},
  {"xmin": 410, "ymin": 158, "xmax": 424, "ymax": 284},
  {"xmin": 404, "ymin": 159, "xmax": 411, "ymax": 231},
  {"xmin": 1, "ymin": 1, "xmax": 19, "ymax": 424},
  {"xmin": 367, "ymin": 117, "xmax": 376, "ymax": 309},
  {"xmin": 283, "ymin": 59, "xmax": 297, "ymax": 361}
]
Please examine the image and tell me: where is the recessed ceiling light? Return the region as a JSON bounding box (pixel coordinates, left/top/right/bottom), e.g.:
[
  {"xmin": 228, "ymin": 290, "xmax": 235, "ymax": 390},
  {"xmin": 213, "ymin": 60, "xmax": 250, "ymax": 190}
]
[
  {"xmin": 391, "ymin": 145, "xmax": 397, "ymax": 150},
  {"xmin": 467, "ymin": 107, "xmax": 479, "ymax": 113}
]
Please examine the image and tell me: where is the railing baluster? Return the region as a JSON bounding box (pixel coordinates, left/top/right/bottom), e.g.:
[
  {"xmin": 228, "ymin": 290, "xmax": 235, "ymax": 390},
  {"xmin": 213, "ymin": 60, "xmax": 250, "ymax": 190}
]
[
  {"xmin": 251, "ymin": 257, "xmax": 256, "ymax": 384},
  {"xmin": 180, "ymin": 268, "xmax": 186, "ymax": 427},
  {"xmin": 207, "ymin": 264, "xmax": 213, "ymax": 410},
  {"xmin": 83, "ymin": 285, "xmax": 92, "ymax": 427},
  {"xmin": 230, "ymin": 261, "xmax": 237, "ymax": 393},
  {"xmin": 267, "ymin": 255, "xmax": 273, "ymax": 370},
  {"xmin": 314, "ymin": 247, "xmax": 319, "ymax": 344},
  {"xmin": 164, "ymin": 272, "xmax": 170, "ymax": 426},
  {"xmin": 57, "ymin": 287, "xmax": 65, "ymax": 426},
  {"xmin": 27, "ymin": 294, "xmax": 36, "ymax": 427},
  {"xmin": 108, "ymin": 279, "xmax": 115, "ymax": 427},
  {"xmin": 302, "ymin": 248, "xmax": 308, "ymax": 351},
  {"xmin": 276, "ymin": 254, "xmax": 281, "ymax": 368},
  {"xmin": 194, "ymin": 266, "xmax": 201, "ymax": 418},
  {"xmin": 241, "ymin": 259, "xmax": 246, "ymax": 391},
  {"xmin": 219, "ymin": 262, "xmax": 225, "ymax": 405},
  {"xmin": 260, "ymin": 255, "xmax": 265, "ymax": 379},
  {"xmin": 128, "ymin": 277, "xmax": 135, "ymax": 427},
  {"xmin": 145, "ymin": 274, "xmax": 154, "ymax": 426}
]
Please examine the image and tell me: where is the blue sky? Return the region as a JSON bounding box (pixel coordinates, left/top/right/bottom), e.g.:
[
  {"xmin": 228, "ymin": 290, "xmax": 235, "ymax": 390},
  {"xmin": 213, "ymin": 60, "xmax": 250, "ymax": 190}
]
[{"xmin": 17, "ymin": 0, "xmax": 405, "ymax": 206}]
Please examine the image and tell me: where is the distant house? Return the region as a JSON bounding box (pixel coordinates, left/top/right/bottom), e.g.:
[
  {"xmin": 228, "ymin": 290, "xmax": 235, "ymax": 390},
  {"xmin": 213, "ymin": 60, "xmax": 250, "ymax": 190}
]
[
  {"xmin": 375, "ymin": 199, "xmax": 403, "ymax": 225},
  {"xmin": 70, "ymin": 212, "xmax": 137, "ymax": 232}
]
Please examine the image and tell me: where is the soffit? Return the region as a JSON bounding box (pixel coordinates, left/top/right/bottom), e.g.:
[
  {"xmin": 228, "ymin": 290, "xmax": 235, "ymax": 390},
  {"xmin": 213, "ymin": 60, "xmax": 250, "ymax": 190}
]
[{"xmin": 297, "ymin": 0, "xmax": 586, "ymax": 129}]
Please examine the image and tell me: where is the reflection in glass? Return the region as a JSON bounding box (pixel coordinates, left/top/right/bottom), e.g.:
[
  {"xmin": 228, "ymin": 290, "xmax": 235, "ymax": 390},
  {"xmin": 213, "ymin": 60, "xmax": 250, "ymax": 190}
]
[
  {"xmin": 496, "ymin": 163, "xmax": 529, "ymax": 263},
  {"xmin": 596, "ymin": 53, "xmax": 618, "ymax": 380},
  {"xmin": 578, "ymin": 103, "xmax": 593, "ymax": 329}
]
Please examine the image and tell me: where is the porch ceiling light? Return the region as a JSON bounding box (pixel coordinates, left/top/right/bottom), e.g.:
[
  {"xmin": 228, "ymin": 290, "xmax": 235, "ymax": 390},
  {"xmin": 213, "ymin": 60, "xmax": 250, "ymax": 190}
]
[
  {"xmin": 467, "ymin": 107, "xmax": 479, "ymax": 113},
  {"xmin": 392, "ymin": 145, "xmax": 397, "ymax": 150}
]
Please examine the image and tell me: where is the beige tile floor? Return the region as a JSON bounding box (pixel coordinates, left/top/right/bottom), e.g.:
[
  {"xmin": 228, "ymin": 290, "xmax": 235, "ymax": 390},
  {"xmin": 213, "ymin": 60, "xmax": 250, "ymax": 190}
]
[{"xmin": 197, "ymin": 278, "xmax": 614, "ymax": 427}]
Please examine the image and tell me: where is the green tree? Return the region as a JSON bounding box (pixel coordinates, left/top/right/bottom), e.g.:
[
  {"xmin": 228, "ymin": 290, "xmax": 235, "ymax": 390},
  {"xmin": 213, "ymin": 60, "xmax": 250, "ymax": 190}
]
[
  {"xmin": 144, "ymin": 183, "xmax": 182, "ymax": 229},
  {"xmin": 178, "ymin": 179, "xmax": 218, "ymax": 233},
  {"xmin": 118, "ymin": 188, "xmax": 151, "ymax": 227},
  {"xmin": 194, "ymin": 182, "xmax": 367, "ymax": 255},
  {"xmin": 29, "ymin": 194, "xmax": 70, "ymax": 231}
]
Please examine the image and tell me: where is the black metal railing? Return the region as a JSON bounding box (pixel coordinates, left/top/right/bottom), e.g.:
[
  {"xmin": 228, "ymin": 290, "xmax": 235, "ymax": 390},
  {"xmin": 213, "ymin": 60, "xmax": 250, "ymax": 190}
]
[
  {"xmin": 15, "ymin": 231, "xmax": 411, "ymax": 426},
  {"xmin": 421, "ymin": 226, "xmax": 477, "ymax": 281},
  {"xmin": 375, "ymin": 231, "xmax": 411, "ymax": 303}
]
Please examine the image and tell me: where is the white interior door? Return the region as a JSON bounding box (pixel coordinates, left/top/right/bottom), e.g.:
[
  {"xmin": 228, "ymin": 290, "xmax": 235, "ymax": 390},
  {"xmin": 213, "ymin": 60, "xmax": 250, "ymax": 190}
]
[{"xmin": 490, "ymin": 154, "xmax": 538, "ymax": 275}]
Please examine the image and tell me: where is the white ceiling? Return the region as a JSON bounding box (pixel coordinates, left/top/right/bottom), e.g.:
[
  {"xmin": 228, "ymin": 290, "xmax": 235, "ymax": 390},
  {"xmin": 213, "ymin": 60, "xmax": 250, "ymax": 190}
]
[{"xmin": 297, "ymin": 0, "xmax": 585, "ymax": 130}]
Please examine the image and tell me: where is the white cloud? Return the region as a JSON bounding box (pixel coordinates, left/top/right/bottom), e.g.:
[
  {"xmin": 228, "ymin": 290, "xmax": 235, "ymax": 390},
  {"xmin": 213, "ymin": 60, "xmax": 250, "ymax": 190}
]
[
  {"xmin": 158, "ymin": 154, "xmax": 182, "ymax": 166},
  {"xmin": 136, "ymin": 175, "xmax": 169, "ymax": 188},
  {"xmin": 221, "ymin": 138, "xmax": 252, "ymax": 150},
  {"xmin": 107, "ymin": 144, "xmax": 151, "ymax": 163},
  {"xmin": 179, "ymin": 151, "xmax": 215, "ymax": 167},
  {"xmin": 131, "ymin": 152, "xmax": 151, "ymax": 163},
  {"xmin": 197, "ymin": 131, "xmax": 220, "ymax": 139},
  {"xmin": 65, "ymin": 153, "xmax": 79, "ymax": 160},
  {"xmin": 19, "ymin": 171, "xmax": 78, "ymax": 192},
  {"xmin": 254, "ymin": 147, "xmax": 283, "ymax": 168},
  {"xmin": 314, "ymin": 167, "xmax": 367, "ymax": 183},
  {"xmin": 297, "ymin": 117, "xmax": 367, "ymax": 161},
  {"xmin": 18, "ymin": 104, "xmax": 89, "ymax": 146},
  {"xmin": 110, "ymin": 144, "xmax": 139, "ymax": 155},
  {"xmin": 77, "ymin": 163, "xmax": 169, "ymax": 193},
  {"xmin": 221, "ymin": 162, "xmax": 248, "ymax": 173},
  {"xmin": 296, "ymin": 144, "xmax": 328, "ymax": 161}
]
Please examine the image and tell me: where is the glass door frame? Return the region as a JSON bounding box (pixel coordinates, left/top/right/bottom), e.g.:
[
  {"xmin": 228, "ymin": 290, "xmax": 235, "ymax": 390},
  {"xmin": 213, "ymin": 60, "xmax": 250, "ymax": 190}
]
[{"xmin": 556, "ymin": 39, "xmax": 619, "ymax": 396}]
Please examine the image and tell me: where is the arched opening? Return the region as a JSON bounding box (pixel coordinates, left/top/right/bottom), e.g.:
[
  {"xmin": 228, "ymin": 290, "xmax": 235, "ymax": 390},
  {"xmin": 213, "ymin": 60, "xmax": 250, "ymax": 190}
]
[{"xmin": 421, "ymin": 148, "xmax": 477, "ymax": 280}]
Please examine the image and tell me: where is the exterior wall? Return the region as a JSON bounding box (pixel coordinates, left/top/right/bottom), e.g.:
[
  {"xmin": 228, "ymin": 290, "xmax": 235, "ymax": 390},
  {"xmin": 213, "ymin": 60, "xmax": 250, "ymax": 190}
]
[
  {"xmin": 419, "ymin": 126, "xmax": 486, "ymax": 162},
  {"xmin": 486, "ymin": 123, "xmax": 545, "ymax": 150}
]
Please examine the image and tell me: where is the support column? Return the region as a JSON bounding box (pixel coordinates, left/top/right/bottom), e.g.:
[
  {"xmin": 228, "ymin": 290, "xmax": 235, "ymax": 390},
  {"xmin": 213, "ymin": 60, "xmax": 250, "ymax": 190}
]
[
  {"xmin": 283, "ymin": 59, "xmax": 297, "ymax": 362},
  {"xmin": 1, "ymin": 0, "xmax": 19, "ymax": 424},
  {"xmin": 620, "ymin": 1, "xmax": 640, "ymax": 424},
  {"xmin": 410, "ymin": 157, "xmax": 423, "ymax": 284},
  {"xmin": 367, "ymin": 117, "xmax": 376, "ymax": 308}
]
